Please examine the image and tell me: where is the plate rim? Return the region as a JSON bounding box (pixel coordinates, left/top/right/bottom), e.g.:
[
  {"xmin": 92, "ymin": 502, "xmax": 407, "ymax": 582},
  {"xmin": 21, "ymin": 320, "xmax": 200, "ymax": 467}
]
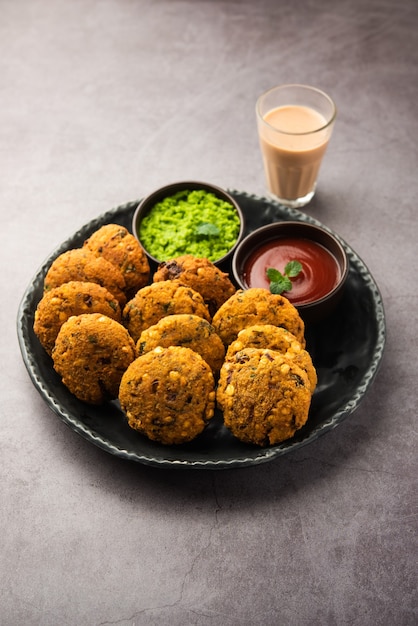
[{"xmin": 16, "ymin": 190, "xmax": 386, "ymax": 469}]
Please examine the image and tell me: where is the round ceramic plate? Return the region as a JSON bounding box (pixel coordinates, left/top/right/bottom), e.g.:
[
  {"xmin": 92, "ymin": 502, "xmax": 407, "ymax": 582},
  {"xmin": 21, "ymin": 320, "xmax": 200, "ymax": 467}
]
[{"xmin": 17, "ymin": 191, "xmax": 386, "ymax": 469}]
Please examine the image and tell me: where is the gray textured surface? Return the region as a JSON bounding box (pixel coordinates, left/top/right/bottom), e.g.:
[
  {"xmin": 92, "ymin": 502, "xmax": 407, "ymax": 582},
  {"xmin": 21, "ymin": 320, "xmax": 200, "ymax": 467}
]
[{"xmin": 1, "ymin": 0, "xmax": 417, "ymax": 624}]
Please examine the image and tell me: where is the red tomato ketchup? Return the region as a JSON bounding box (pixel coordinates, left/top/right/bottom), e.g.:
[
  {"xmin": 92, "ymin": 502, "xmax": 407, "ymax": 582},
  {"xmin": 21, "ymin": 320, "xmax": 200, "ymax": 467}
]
[{"xmin": 243, "ymin": 237, "xmax": 341, "ymax": 305}]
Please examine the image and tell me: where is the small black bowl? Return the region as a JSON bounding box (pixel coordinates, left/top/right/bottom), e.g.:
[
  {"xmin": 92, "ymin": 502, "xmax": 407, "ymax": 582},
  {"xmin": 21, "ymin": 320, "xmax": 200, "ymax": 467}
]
[
  {"xmin": 132, "ymin": 181, "xmax": 244, "ymax": 267},
  {"xmin": 232, "ymin": 221, "xmax": 349, "ymax": 324}
]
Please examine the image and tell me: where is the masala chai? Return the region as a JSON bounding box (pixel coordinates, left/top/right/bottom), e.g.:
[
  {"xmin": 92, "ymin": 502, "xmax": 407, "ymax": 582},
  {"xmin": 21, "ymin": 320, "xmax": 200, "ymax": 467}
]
[{"xmin": 256, "ymin": 85, "xmax": 336, "ymax": 207}]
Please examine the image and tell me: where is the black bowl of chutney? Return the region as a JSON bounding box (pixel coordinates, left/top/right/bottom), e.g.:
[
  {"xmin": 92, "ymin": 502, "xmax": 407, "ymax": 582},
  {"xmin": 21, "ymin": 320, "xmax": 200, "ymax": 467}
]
[
  {"xmin": 132, "ymin": 181, "xmax": 244, "ymax": 268},
  {"xmin": 232, "ymin": 221, "xmax": 349, "ymax": 324}
]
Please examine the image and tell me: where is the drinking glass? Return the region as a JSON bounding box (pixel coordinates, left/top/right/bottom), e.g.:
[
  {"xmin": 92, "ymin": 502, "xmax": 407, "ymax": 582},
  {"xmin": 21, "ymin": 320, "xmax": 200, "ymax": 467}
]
[{"xmin": 256, "ymin": 84, "xmax": 337, "ymax": 208}]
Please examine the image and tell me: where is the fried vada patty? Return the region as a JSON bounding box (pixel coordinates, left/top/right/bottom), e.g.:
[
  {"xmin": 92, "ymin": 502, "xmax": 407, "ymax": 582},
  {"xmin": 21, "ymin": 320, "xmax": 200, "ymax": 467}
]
[
  {"xmin": 153, "ymin": 255, "xmax": 236, "ymax": 316},
  {"xmin": 52, "ymin": 313, "xmax": 136, "ymax": 404},
  {"xmin": 226, "ymin": 324, "xmax": 316, "ymax": 392},
  {"xmin": 122, "ymin": 280, "xmax": 210, "ymax": 344},
  {"xmin": 211, "ymin": 288, "xmax": 305, "ymax": 347},
  {"xmin": 33, "ymin": 281, "xmax": 121, "ymax": 356},
  {"xmin": 136, "ymin": 314, "xmax": 225, "ymax": 373},
  {"xmin": 83, "ymin": 223, "xmax": 150, "ymax": 298},
  {"xmin": 119, "ymin": 346, "xmax": 216, "ymax": 445},
  {"xmin": 217, "ymin": 348, "xmax": 311, "ymax": 446},
  {"xmin": 44, "ymin": 248, "xmax": 127, "ymax": 306}
]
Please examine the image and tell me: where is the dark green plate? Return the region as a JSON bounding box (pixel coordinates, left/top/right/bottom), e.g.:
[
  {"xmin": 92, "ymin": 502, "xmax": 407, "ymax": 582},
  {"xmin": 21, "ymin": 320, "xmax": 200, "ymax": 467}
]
[{"xmin": 17, "ymin": 191, "xmax": 386, "ymax": 469}]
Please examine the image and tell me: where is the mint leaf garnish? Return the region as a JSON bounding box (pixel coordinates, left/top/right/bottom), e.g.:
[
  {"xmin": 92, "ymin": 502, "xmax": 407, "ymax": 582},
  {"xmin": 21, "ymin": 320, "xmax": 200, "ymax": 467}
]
[
  {"xmin": 269, "ymin": 274, "xmax": 293, "ymax": 294},
  {"xmin": 266, "ymin": 268, "xmax": 282, "ymax": 282},
  {"xmin": 266, "ymin": 260, "xmax": 302, "ymax": 295},
  {"xmin": 284, "ymin": 260, "xmax": 302, "ymax": 278},
  {"xmin": 195, "ymin": 223, "xmax": 220, "ymax": 237}
]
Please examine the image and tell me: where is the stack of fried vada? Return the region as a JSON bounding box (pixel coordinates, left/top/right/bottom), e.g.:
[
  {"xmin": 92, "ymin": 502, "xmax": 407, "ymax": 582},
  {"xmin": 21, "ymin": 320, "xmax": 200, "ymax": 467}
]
[
  {"xmin": 34, "ymin": 222, "xmax": 150, "ymax": 404},
  {"xmin": 34, "ymin": 280, "xmax": 122, "ymax": 356},
  {"xmin": 210, "ymin": 289, "xmax": 313, "ymax": 446},
  {"xmin": 34, "ymin": 232, "xmax": 317, "ymax": 447}
]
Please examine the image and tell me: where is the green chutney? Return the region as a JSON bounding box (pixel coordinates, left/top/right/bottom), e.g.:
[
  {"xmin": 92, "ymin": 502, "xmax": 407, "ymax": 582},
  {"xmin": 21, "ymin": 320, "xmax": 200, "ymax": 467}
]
[{"xmin": 138, "ymin": 189, "xmax": 241, "ymax": 262}]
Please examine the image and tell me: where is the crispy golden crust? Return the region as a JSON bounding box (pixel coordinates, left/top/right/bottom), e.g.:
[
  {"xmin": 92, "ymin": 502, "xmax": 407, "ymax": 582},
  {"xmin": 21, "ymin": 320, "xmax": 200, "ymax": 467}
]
[
  {"xmin": 33, "ymin": 281, "xmax": 121, "ymax": 356},
  {"xmin": 136, "ymin": 314, "xmax": 225, "ymax": 373},
  {"xmin": 83, "ymin": 224, "xmax": 150, "ymax": 298},
  {"xmin": 226, "ymin": 324, "xmax": 316, "ymax": 392},
  {"xmin": 153, "ymin": 255, "xmax": 236, "ymax": 316},
  {"xmin": 44, "ymin": 248, "xmax": 127, "ymax": 306},
  {"xmin": 122, "ymin": 280, "xmax": 211, "ymax": 344},
  {"xmin": 211, "ymin": 288, "xmax": 305, "ymax": 347},
  {"xmin": 217, "ymin": 348, "xmax": 311, "ymax": 446},
  {"xmin": 52, "ymin": 313, "xmax": 136, "ymax": 404},
  {"xmin": 119, "ymin": 346, "xmax": 215, "ymax": 445}
]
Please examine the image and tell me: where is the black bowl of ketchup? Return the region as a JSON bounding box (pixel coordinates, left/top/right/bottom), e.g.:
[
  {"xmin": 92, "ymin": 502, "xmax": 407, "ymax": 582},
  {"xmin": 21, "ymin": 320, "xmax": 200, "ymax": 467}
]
[{"xmin": 232, "ymin": 221, "xmax": 349, "ymax": 324}]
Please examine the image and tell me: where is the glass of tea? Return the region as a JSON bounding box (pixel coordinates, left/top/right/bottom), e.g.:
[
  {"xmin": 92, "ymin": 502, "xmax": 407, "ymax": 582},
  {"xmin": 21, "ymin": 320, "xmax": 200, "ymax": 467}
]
[{"xmin": 256, "ymin": 84, "xmax": 337, "ymax": 208}]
